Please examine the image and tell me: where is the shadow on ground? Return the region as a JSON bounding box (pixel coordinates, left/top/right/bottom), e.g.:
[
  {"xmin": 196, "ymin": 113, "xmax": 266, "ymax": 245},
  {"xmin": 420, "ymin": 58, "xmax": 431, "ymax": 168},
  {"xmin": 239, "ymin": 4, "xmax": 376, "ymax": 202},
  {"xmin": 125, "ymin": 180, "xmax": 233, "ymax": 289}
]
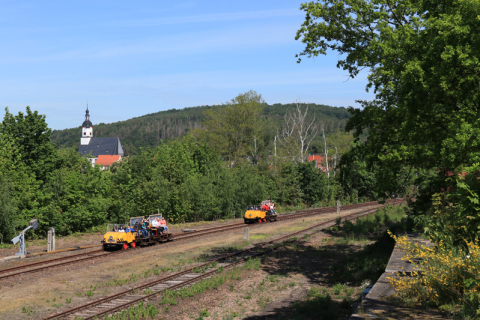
[{"xmin": 207, "ymin": 231, "xmax": 396, "ymax": 319}]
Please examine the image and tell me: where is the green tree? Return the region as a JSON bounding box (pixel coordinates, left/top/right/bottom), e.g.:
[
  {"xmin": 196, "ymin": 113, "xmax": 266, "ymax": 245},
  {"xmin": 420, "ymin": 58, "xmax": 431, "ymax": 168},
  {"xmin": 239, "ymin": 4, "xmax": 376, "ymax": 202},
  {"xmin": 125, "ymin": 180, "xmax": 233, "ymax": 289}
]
[
  {"xmin": 198, "ymin": 91, "xmax": 265, "ymax": 167},
  {"xmin": 1, "ymin": 107, "xmax": 58, "ymax": 183},
  {"xmin": 0, "ymin": 133, "xmax": 39, "ymax": 240},
  {"xmin": 297, "ymin": 161, "xmax": 328, "ymax": 206},
  {"xmin": 296, "ymin": 0, "xmax": 480, "ymax": 173}
]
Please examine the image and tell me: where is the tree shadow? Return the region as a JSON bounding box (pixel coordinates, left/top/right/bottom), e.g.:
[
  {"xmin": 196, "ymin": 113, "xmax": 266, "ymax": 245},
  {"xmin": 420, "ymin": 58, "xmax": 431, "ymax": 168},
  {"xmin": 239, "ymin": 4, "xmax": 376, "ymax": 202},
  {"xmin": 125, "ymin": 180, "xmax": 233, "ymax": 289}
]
[
  {"xmin": 234, "ymin": 232, "xmax": 395, "ymax": 319},
  {"xmin": 244, "ymin": 293, "xmax": 351, "ymax": 320}
]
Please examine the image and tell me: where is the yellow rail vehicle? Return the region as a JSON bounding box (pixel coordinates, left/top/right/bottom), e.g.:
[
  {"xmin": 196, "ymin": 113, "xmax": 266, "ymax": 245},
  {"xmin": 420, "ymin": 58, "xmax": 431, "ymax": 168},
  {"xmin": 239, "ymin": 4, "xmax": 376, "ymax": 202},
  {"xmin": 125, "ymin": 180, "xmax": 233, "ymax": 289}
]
[
  {"xmin": 102, "ymin": 224, "xmax": 137, "ymax": 250},
  {"xmin": 244, "ymin": 204, "xmax": 277, "ymax": 224}
]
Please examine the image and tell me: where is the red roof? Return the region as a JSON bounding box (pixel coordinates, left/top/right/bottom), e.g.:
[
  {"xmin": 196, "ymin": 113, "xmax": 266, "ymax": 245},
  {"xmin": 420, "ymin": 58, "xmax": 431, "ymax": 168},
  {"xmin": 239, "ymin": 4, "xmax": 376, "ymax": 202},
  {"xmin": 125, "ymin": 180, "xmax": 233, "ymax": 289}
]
[
  {"xmin": 308, "ymin": 155, "xmax": 323, "ymax": 162},
  {"xmin": 96, "ymin": 155, "xmax": 121, "ymax": 167}
]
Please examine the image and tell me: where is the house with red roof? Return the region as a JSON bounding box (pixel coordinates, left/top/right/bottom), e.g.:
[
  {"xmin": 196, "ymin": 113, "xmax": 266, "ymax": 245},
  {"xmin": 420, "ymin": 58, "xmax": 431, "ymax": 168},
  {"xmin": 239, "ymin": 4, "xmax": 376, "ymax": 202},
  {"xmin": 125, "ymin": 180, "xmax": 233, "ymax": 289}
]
[
  {"xmin": 96, "ymin": 155, "xmax": 122, "ymax": 170},
  {"xmin": 307, "ymin": 155, "xmax": 330, "ymax": 172}
]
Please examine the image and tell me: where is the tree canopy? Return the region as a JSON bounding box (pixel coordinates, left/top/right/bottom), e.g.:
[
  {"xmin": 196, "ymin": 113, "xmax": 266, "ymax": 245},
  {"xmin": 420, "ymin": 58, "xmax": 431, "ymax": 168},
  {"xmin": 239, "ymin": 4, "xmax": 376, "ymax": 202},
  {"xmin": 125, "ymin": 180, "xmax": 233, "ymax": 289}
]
[
  {"xmin": 296, "ymin": 0, "xmax": 480, "ymax": 172},
  {"xmin": 197, "ymin": 91, "xmax": 266, "ymax": 166},
  {"xmin": 297, "ymin": 0, "xmax": 480, "ymax": 244}
]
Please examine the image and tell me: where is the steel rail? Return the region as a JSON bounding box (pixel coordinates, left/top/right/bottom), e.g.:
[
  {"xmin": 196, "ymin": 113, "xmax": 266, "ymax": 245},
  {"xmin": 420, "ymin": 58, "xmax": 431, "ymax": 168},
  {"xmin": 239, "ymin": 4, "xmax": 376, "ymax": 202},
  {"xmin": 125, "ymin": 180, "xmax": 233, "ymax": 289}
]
[
  {"xmin": 0, "ymin": 249, "xmax": 105, "ymax": 276},
  {"xmin": 1, "ymin": 200, "xmax": 403, "ymax": 282},
  {"xmin": 41, "ymin": 203, "xmax": 397, "ymax": 320},
  {"xmin": 173, "ymin": 200, "xmax": 403, "ymax": 241},
  {"xmin": 0, "ymin": 250, "xmax": 115, "ymax": 281}
]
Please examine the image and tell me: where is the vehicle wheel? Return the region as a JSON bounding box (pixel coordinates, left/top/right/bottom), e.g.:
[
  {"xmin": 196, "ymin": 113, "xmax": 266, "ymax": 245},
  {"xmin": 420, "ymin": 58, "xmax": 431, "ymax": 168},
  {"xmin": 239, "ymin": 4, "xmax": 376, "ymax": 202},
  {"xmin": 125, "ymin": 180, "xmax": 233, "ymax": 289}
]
[
  {"xmin": 130, "ymin": 241, "xmax": 136, "ymax": 248},
  {"xmin": 264, "ymin": 218, "xmax": 267, "ymax": 223},
  {"xmin": 123, "ymin": 243, "xmax": 128, "ymax": 250},
  {"xmin": 258, "ymin": 219, "xmax": 262, "ymax": 223}
]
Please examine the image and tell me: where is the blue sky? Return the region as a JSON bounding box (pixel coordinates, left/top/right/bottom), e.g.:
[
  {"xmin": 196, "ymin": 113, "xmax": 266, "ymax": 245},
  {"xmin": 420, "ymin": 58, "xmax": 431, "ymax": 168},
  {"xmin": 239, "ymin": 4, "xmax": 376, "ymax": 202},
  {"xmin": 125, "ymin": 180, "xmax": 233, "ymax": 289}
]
[{"xmin": 0, "ymin": 0, "xmax": 374, "ymax": 130}]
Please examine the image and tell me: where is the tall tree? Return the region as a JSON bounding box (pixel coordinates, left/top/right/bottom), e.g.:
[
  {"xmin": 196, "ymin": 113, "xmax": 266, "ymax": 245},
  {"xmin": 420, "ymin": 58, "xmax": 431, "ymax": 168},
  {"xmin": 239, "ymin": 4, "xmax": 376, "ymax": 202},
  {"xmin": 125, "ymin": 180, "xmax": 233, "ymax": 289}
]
[
  {"xmin": 278, "ymin": 101, "xmax": 318, "ymax": 163},
  {"xmin": 198, "ymin": 91, "xmax": 265, "ymax": 167},
  {"xmin": 1, "ymin": 107, "xmax": 58, "ymax": 183},
  {"xmin": 296, "ymin": 0, "xmax": 480, "ymax": 172},
  {"xmin": 0, "ymin": 132, "xmax": 38, "ymax": 240}
]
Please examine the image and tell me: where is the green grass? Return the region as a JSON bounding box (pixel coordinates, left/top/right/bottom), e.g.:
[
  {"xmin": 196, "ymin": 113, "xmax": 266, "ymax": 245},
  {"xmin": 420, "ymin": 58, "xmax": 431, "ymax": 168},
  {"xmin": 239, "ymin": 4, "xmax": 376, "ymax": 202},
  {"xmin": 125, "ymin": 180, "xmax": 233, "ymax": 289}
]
[
  {"xmin": 100, "ymin": 301, "xmax": 158, "ymax": 320},
  {"xmin": 327, "ymin": 204, "xmax": 409, "ymax": 241},
  {"xmin": 0, "ymin": 243, "xmax": 15, "ymax": 249},
  {"xmin": 249, "ymin": 234, "xmax": 269, "ymax": 241},
  {"xmin": 22, "ymin": 306, "xmax": 34, "ymax": 316}
]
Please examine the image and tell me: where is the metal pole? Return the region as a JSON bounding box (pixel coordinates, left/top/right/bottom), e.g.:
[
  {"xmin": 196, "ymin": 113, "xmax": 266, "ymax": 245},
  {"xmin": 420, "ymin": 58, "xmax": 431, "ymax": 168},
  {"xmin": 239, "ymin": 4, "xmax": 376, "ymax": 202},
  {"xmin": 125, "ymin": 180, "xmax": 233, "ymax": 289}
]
[{"xmin": 16, "ymin": 232, "xmax": 26, "ymax": 256}]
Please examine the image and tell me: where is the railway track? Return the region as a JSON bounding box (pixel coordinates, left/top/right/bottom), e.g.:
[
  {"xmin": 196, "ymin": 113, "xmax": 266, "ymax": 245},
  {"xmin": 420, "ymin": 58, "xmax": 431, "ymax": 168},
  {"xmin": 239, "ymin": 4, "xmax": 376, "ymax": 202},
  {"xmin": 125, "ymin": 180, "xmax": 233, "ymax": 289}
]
[
  {"xmin": 41, "ymin": 204, "xmax": 392, "ymax": 320},
  {"xmin": 0, "ymin": 249, "xmax": 114, "ymax": 281},
  {"xmin": 175, "ymin": 199, "xmax": 403, "ymax": 240},
  {"xmin": 0, "ymin": 199, "xmax": 403, "ymax": 281}
]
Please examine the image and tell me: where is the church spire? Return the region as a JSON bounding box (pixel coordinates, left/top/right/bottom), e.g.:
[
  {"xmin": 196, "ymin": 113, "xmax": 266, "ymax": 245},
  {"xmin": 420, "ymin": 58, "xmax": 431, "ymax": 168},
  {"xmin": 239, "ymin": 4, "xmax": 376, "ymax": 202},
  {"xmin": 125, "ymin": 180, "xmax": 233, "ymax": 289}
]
[
  {"xmin": 82, "ymin": 103, "xmax": 92, "ymax": 128},
  {"xmin": 81, "ymin": 103, "xmax": 93, "ymax": 145}
]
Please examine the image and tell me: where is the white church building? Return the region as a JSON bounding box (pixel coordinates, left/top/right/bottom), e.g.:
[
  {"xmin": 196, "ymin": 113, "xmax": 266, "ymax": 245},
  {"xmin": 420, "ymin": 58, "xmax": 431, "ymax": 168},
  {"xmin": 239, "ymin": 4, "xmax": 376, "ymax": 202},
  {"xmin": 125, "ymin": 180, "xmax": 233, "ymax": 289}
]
[{"xmin": 77, "ymin": 107, "xmax": 124, "ymax": 168}]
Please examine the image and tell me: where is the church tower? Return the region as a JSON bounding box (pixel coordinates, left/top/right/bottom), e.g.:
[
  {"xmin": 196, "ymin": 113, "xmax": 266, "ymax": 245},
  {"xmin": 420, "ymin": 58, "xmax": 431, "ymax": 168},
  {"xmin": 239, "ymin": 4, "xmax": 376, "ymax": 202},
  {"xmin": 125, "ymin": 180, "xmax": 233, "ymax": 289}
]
[{"xmin": 80, "ymin": 105, "xmax": 93, "ymax": 145}]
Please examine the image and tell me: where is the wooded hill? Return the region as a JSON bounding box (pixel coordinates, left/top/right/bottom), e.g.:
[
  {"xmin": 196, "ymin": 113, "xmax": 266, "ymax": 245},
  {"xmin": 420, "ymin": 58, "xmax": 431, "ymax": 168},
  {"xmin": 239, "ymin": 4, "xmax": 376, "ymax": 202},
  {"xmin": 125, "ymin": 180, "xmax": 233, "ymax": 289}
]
[{"xmin": 51, "ymin": 103, "xmax": 351, "ymax": 154}]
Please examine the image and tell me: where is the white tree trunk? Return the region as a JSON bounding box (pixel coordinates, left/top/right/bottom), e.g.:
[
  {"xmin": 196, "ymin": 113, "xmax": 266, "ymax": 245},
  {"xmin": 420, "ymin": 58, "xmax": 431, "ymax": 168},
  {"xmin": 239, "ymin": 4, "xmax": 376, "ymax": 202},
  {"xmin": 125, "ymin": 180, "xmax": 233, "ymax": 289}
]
[
  {"xmin": 323, "ymin": 126, "xmax": 329, "ymax": 180},
  {"xmin": 333, "ymin": 146, "xmax": 338, "ymax": 177},
  {"xmin": 279, "ymin": 101, "xmax": 318, "ymax": 163}
]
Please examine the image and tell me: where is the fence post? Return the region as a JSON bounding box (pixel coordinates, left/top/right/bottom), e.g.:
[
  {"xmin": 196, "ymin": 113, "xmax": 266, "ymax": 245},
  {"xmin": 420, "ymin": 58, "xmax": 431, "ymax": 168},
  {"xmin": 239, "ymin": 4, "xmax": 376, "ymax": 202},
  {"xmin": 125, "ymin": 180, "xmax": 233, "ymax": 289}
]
[
  {"xmin": 337, "ymin": 200, "xmax": 341, "ymax": 214},
  {"xmin": 243, "ymin": 227, "xmax": 249, "ymax": 240},
  {"xmin": 47, "ymin": 227, "xmax": 55, "ymax": 252}
]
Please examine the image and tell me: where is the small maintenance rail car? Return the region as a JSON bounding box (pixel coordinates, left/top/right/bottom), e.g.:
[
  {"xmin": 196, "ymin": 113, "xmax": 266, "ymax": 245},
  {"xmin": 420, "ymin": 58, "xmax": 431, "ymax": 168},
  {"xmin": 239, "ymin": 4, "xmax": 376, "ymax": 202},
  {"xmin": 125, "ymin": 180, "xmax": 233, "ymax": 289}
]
[
  {"xmin": 102, "ymin": 214, "xmax": 171, "ymax": 250},
  {"xmin": 244, "ymin": 201, "xmax": 277, "ymax": 224}
]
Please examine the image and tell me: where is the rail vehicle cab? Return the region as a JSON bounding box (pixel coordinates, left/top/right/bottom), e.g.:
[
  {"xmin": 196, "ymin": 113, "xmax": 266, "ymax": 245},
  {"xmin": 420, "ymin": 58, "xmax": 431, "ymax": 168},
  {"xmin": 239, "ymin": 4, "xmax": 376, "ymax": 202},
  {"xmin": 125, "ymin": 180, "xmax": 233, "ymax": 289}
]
[{"xmin": 102, "ymin": 223, "xmax": 137, "ymax": 250}]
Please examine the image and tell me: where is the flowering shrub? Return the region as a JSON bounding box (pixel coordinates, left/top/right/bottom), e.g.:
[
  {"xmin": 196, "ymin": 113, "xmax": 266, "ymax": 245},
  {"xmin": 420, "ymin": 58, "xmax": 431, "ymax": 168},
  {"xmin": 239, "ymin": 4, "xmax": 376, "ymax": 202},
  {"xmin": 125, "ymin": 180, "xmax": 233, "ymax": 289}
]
[{"xmin": 388, "ymin": 231, "xmax": 480, "ymax": 316}]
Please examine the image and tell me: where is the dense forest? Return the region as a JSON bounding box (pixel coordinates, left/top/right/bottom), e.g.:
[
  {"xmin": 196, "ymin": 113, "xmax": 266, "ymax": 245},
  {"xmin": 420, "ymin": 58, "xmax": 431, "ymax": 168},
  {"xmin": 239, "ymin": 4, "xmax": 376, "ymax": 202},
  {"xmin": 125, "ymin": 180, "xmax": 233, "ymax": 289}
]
[{"xmin": 50, "ymin": 102, "xmax": 351, "ymax": 155}]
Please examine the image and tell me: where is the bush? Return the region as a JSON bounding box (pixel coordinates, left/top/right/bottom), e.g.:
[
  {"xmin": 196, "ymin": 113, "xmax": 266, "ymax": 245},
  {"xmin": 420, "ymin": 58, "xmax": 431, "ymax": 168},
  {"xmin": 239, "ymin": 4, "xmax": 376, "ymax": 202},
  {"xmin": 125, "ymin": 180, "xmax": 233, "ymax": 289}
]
[{"xmin": 389, "ymin": 232, "xmax": 480, "ymax": 318}]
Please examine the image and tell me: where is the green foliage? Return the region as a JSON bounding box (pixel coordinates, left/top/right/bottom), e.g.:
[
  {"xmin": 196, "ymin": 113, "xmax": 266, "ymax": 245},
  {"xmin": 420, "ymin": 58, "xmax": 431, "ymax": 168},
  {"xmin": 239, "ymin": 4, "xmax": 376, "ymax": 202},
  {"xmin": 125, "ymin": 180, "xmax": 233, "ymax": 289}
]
[
  {"xmin": 51, "ymin": 102, "xmax": 351, "ymax": 154},
  {"xmin": 21, "ymin": 306, "xmax": 34, "ymax": 316},
  {"xmin": 197, "ymin": 90, "xmax": 265, "ymax": 167},
  {"xmin": 0, "ymin": 100, "xmax": 369, "ymax": 241},
  {"xmin": 293, "ymin": 291, "xmax": 337, "ymax": 319},
  {"xmin": 419, "ymin": 165, "xmax": 480, "ymax": 248},
  {"xmin": 297, "ymin": 0, "xmax": 480, "ymax": 244},
  {"xmin": 296, "ymin": 161, "xmax": 328, "ymax": 206},
  {"xmin": 332, "ymin": 231, "xmax": 396, "ymax": 285},
  {"xmin": 339, "ymin": 141, "xmax": 378, "ymax": 200},
  {"xmin": 1, "ymin": 106, "xmax": 58, "ymax": 183}
]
